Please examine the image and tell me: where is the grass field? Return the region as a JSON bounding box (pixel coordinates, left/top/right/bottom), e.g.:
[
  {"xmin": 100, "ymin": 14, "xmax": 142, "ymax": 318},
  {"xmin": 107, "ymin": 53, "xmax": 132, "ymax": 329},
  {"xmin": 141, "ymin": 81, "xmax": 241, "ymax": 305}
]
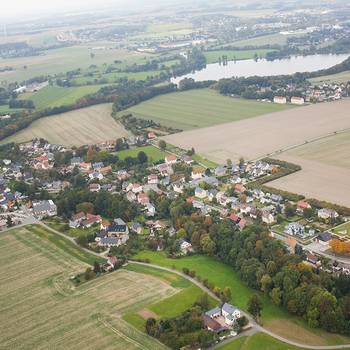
[
  {"xmin": 115, "ymin": 145, "xmax": 167, "ymax": 162},
  {"xmin": 20, "ymin": 85, "xmax": 104, "ymax": 110},
  {"xmin": 0, "ymin": 226, "xmax": 171, "ymax": 350},
  {"xmin": 333, "ymin": 221, "xmax": 350, "ymax": 238},
  {"xmin": 228, "ymin": 33, "xmax": 293, "ymax": 47},
  {"xmin": 0, "ymin": 105, "xmax": 24, "ymax": 114},
  {"xmin": 133, "ymin": 251, "xmax": 350, "ymax": 346},
  {"xmin": 309, "ymin": 70, "xmax": 350, "ymax": 84},
  {"xmin": 3, "ymin": 103, "xmax": 129, "ymax": 146},
  {"xmin": 204, "ymin": 49, "xmax": 275, "ymax": 63},
  {"xmin": 121, "ymin": 89, "xmax": 292, "ymax": 130},
  {"xmin": 218, "ymin": 332, "xmax": 350, "ymax": 350}
]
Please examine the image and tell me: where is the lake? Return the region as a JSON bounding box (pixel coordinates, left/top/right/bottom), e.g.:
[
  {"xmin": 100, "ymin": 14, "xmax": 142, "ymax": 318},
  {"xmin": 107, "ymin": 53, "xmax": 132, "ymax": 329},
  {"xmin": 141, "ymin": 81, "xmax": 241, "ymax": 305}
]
[{"xmin": 171, "ymin": 54, "xmax": 350, "ymax": 84}]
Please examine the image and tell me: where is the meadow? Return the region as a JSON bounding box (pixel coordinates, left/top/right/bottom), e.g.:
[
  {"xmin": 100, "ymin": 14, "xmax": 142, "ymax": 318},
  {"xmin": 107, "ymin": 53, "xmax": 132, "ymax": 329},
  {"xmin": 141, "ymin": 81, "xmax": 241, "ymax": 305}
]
[
  {"xmin": 20, "ymin": 85, "xmax": 104, "ymax": 110},
  {"xmin": 309, "ymin": 70, "xmax": 350, "ymax": 84},
  {"xmin": 133, "ymin": 251, "xmax": 350, "ymax": 346},
  {"xmin": 3, "ymin": 103, "xmax": 129, "ymax": 146},
  {"xmin": 0, "ymin": 226, "xmax": 171, "ymax": 350},
  {"xmin": 115, "ymin": 145, "xmax": 168, "ymax": 163},
  {"xmin": 121, "ymin": 89, "xmax": 291, "ymax": 130},
  {"xmin": 204, "ymin": 49, "xmax": 275, "ymax": 63}
]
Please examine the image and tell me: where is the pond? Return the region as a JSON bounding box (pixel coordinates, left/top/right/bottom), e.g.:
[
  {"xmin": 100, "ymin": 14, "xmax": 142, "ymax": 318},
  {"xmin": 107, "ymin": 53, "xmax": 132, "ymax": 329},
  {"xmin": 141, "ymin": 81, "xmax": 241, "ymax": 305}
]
[{"xmin": 171, "ymin": 54, "xmax": 350, "ymax": 84}]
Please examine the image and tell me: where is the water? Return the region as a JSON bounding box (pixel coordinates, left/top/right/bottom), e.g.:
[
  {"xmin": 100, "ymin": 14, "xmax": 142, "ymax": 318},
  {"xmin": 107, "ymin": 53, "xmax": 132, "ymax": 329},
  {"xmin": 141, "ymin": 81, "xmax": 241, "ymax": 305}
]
[{"xmin": 171, "ymin": 54, "xmax": 350, "ymax": 84}]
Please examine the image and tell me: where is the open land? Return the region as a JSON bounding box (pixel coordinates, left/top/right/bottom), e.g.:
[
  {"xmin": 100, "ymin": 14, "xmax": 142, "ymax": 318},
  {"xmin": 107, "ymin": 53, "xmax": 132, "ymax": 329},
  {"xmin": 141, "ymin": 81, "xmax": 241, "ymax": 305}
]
[
  {"xmin": 203, "ymin": 49, "xmax": 276, "ymax": 63},
  {"xmin": 133, "ymin": 251, "xmax": 350, "ymax": 346},
  {"xmin": 3, "ymin": 103, "xmax": 129, "ymax": 146},
  {"xmin": 267, "ymin": 131, "xmax": 350, "ymax": 207},
  {"xmin": 0, "ymin": 226, "xmax": 171, "ymax": 350},
  {"xmin": 19, "ymin": 85, "xmax": 105, "ymax": 110},
  {"xmin": 121, "ymin": 89, "xmax": 292, "ymax": 130},
  {"xmin": 309, "ymin": 70, "xmax": 350, "ymax": 84}
]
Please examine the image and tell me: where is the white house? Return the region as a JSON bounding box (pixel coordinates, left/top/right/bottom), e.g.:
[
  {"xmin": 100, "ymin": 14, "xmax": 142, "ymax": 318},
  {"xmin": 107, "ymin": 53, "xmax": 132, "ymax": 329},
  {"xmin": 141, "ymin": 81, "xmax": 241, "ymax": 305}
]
[
  {"xmin": 273, "ymin": 96, "xmax": 287, "ymax": 104},
  {"xmin": 195, "ymin": 187, "xmax": 207, "ymax": 199},
  {"xmin": 262, "ymin": 212, "xmax": 275, "ymax": 225},
  {"xmin": 32, "ymin": 200, "xmax": 57, "ymax": 218},
  {"xmin": 318, "ymin": 208, "xmax": 339, "ymax": 220},
  {"xmin": 179, "ymin": 240, "xmax": 193, "ymax": 254},
  {"xmin": 221, "ymin": 303, "xmax": 241, "ymax": 326},
  {"xmin": 291, "ymin": 96, "xmax": 305, "ymax": 105},
  {"xmin": 165, "ymin": 155, "xmax": 177, "ymax": 165}
]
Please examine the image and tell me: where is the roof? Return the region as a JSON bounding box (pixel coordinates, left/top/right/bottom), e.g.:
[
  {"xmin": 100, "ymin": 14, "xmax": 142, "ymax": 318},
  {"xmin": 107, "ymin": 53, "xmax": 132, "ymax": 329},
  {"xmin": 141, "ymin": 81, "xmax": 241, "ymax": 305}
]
[
  {"xmin": 318, "ymin": 231, "xmax": 332, "ymax": 242},
  {"xmin": 222, "ymin": 303, "xmax": 239, "ymax": 315},
  {"xmin": 205, "ymin": 307, "xmax": 221, "ymax": 317},
  {"xmin": 202, "ymin": 315, "xmax": 224, "ymax": 332}
]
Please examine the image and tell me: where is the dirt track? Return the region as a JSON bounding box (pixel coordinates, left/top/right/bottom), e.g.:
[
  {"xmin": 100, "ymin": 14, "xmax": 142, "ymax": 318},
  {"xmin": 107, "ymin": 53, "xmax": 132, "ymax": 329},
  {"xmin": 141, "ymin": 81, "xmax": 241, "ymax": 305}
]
[{"xmin": 164, "ymin": 99, "xmax": 350, "ymax": 164}]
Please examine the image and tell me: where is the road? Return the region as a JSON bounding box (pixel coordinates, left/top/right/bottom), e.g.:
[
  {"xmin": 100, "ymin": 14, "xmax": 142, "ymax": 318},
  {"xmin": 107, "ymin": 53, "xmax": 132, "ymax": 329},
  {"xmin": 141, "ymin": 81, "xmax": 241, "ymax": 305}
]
[{"xmin": 8, "ymin": 222, "xmax": 350, "ymax": 350}]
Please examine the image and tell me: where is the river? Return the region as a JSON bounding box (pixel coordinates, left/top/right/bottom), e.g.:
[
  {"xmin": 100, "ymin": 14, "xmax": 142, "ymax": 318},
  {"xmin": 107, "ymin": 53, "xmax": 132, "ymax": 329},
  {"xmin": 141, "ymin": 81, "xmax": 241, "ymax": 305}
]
[{"xmin": 171, "ymin": 54, "xmax": 349, "ymax": 84}]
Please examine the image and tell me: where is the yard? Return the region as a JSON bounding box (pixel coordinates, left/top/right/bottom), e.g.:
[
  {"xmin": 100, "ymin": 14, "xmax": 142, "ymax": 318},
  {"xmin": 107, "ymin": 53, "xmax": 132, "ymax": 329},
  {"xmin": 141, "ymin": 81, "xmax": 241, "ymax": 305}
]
[
  {"xmin": 120, "ymin": 89, "xmax": 292, "ymax": 131},
  {"xmin": 0, "ymin": 226, "xmax": 172, "ymax": 350},
  {"xmin": 19, "ymin": 85, "xmax": 104, "ymax": 110},
  {"xmin": 133, "ymin": 251, "xmax": 350, "ymax": 346},
  {"xmin": 3, "ymin": 103, "xmax": 129, "ymax": 146},
  {"xmin": 116, "ymin": 145, "xmax": 168, "ymax": 163}
]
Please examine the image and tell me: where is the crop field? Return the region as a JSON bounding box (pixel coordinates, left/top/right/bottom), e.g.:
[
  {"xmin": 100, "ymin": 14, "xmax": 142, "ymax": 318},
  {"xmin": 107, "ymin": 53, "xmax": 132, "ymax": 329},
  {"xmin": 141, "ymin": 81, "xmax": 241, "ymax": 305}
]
[
  {"xmin": 164, "ymin": 99, "xmax": 350, "ymax": 163},
  {"xmin": 20, "ymin": 85, "xmax": 104, "ymax": 110},
  {"xmin": 121, "ymin": 89, "xmax": 292, "ymax": 130},
  {"xmin": 0, "ymin": 227, "xmax": 171, "ymax": 350},
  {"xmin": 0, "ymin": 45, "xmax": 152, "ymax": 82},
  {"xmin": 4, "ymin": 103, "xmax": 129, "ymax": 146},
  {"xmin": 133, "ymin": 251, "xmax": 350, "ymax": 346},
  {"xmin": 204, "ymin": 49, "xmax": 275, "ymax": 63},
  {"xmin": 267, "ymin": 131, "xmax": 350, "ymax": 207}
]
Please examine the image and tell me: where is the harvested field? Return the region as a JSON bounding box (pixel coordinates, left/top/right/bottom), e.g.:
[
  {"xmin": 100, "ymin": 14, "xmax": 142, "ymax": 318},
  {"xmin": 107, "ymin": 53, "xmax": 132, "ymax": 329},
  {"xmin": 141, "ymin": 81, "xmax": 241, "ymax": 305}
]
[
  {"xmin": 3, "ymin": 104, "xmax": 129, "ymax": 146},
  {"xmin": 267, "ymin": 131, "xmax": 350, "ymax": 207},
  {"xmin": 164, "ymin": 99, "xmax": 350, "ymax": 164},
  {"xmin": 0, "ymin": 227, "xmax": 170, "ymax": 350}
]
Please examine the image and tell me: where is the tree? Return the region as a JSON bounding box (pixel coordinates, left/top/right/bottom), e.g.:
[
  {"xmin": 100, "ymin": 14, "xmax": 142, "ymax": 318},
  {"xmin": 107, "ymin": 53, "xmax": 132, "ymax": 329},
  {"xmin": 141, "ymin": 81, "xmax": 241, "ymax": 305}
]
[
  {"xmin": 84, "ymin": 267, "xmax": 95, "ymax": 281},
  {"xmin": 86, "ymin": 146, "xmax": 97, "ymax": 161},
  {"xmin": 285, "ymin": 204, "xmax": 296, "ymax": 218},
  {"xmin": 270, "ymin": 287, "xmax": 282, "ymax": 306},
  {"xmin": 158, "ymin": 140, "xmax": 166, "ymax": 150},
  {"xmin": 6, "ymin": 215, "xmax": 13, "ymax": 228},
  {"xmin": 200, "ymin": 234, "xmax": 216, "ymax": 256},
  {"xmin": 260, "ymin": 274, "xmax": 272, "ymax": 294},
  {"xmin": 76, "ymin": 202, "xmax": 94, "ymax": 214},
  {"xmin": 137, "ymin": 151, "xmax": 148, "ymax": 164},
  {"xmin": 223, "ymin": 287, "xmax": 232, "ymax": 302},
  {"xmin": 145, "ymin": 318, "xmax": 157, "ymax": 336},
  {"xmin": 247, "ymin": 294, "xmax": 262, "ymax": 320},
  {"xmin": 93, "ymin": 261, "xmax": 101, "ymax": 274}
]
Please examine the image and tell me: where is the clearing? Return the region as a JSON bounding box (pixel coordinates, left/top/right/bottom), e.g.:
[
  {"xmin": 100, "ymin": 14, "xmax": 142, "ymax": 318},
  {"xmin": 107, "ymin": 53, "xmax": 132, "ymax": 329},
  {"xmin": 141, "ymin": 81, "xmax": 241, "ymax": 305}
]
[
  {"xmin": 0, "ymin": 226, "xmax": 171, "ymax": 350},
  {"xmin": 120, "ymin": 89, "xmax": 292, "ymax": 130},
  {"xmin": 19, "ymin": 85, "xmax": 104, "ymax": 110},
  {"xmin": 3, "ymin": 103, "xmax": 129, "ymax": 146},
  {"xmin": 267, "ymin": 131, "xmax": 350, "ymax": 207},
  {"xmin": 133, "ymin": 251, "xmax": 350, "ymax": 346},
  {"xmin": 164, "ymin": 99, "xmax": 350, "ymax": 164}
]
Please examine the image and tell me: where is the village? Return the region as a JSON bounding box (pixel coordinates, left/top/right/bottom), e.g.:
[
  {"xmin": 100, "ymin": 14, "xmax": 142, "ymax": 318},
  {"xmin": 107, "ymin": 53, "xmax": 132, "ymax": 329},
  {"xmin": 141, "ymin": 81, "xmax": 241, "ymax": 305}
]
[{"xmin": 1, "ymin": 136, "xmax": 350, "ymax": 279}]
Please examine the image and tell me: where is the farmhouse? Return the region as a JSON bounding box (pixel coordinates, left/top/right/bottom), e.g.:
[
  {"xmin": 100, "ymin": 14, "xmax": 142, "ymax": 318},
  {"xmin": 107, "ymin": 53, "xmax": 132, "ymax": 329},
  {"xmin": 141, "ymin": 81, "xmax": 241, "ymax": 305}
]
[
  {"xmin": 318, "ymin": 208, "xmax": 339, "ymax": 220},
  {"xmin": 204, "ymin": 303, "xmax": 242, "ymax": 331},
  {"xmin": 179, "ymin": 239, "xmax": 193, "ymax": 254},
  {"xmin": 273, "ymin": 96, "xmax": 287, "ymax": 104}
]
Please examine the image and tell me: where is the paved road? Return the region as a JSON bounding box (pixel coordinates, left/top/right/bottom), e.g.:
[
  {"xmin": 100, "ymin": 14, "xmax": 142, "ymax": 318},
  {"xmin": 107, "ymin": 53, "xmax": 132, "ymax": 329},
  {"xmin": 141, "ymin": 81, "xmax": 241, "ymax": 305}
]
[{"xmin": 15, "ymin": 223, "xmax": 350, "ymax": 350}]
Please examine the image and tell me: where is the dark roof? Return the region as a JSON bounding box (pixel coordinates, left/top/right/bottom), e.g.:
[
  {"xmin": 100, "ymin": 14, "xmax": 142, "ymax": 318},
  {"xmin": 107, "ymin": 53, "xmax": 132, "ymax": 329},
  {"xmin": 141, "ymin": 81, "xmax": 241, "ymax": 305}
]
[
  {"xmin": 318, "ymin": 232, "xmax": 332, "ymax": 242},
  {"xmin": 202, "ymin": 315, "xmax": 226, "ymax": 332},
  {"xmin": 107, "ymin": 224, "xmax": 127, "ymax": 233}
]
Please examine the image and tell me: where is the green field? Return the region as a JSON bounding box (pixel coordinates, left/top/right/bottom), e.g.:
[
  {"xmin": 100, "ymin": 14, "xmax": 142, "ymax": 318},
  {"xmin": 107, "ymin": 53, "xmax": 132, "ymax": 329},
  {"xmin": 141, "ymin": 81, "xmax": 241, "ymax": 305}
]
[
  {"xmin": 309, "ymin": 70, "xmax": 350, "ymax": 84},
  {"xmin": 204, "ymin": 49, "xmax": 275, "ymax": 63},
  {"xmin": 133, "ymin": 251, "xmax": 350, "ymax": 346},
  {"xmin": 3, "ymin": 103, "xmax": 129, "ymax": 146},
  {"xmin": 0, "ymin": 226, "xmax": 171, "ymax": 350},
  {"xmin": 44, "ymin": 219, "xmax": 98, "ymax": 238},
  {"xmin": 20, "ymin": 85, "xmax": 104, "ymax": 110},
  {"xmin": 121, "ymin": 89, "xmax": 292, "ymax": 130},
  {"xmin": 229, "ymin": 33, "xmax": 292, "ymax": 47},
  {"xmin": 333, "ymin": 221, "xmax": 350, "ymax": 237},
  {"xmin": 192, "ymin": 153, "xmax": 218, "ymax": 168},
  {"xmin": 116, "ymin": 145, "xmax": 167, "ymax": 162},
  {"xmin": 218, "ymin": 332, "xmax": 350, "ymax": 350},
  {"xmin": 0, "ymin": 105, "xmax": 24, "ymax": 114}
]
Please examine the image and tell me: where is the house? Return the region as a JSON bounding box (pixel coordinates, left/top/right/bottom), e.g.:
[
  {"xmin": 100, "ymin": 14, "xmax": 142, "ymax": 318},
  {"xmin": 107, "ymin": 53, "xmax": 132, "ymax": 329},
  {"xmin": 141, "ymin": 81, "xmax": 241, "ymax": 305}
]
[
  {"xmin": 126, "ymin": 191, "xmax": 137, "ymax": 202},
  {"xmin": 100, "ymin": 166, "xmax": 112, "ymax": 175},
  {"xmin": 317, "ymin": 232, "xmax": 332, "ymax": 245},
  {"xmin": 234, "ymin": 184, "xmax": 246, "ymax": 194},
  {"xmin": 131, "ymin": 222, "xmax": 142, "ymax": 234},
  {"xmin": 89, "ymin": 172, "xmax": 103, "ymax": 180},
  {"xmin": 92, "ymin": 162, "xmax": 104, "ymax": 170},
  {"xmin": 318, "ymin": 208, "xmax": 339, "ymax": 220},
  {"xmin": 107, "ymin": 256, "xmax": 119, "ymax": 268},
  {"xmin": 182, "ymin": 155, "xmax": 193, "ymax": 165},
  {"xmin": 138, "ymin": 192, "xmax": 150, "ymax": 205},
  {"xmin": 173, "ymin": 183, "xmax": 184, "ymax": 194},
  {"xmin": 191, "ymin": 168, "xmax": 204, "ymax": 180},
  {"xmin": 79, "ymin": 162, "xmax": 92, "ymax": 172},
  {"xmin": 297, "ymin": 200, "xmax": 311, "ymax": 213},
  {"xmin": 148, "ymin": 174, "xmax": 158, "ymax": 184},
  {"xmin": 96, "ymin": 218, "xmax": 129, "ymax": 247},
  {"xmin": 306, "ymin": 253, "xmax": 318, "ymax": 265},
  {"xmin": 195, "ymin": 187, "xmax": 207, "ymax": 199},
  {"xmin": 179, "ymin": 239, "xmax": 193, "ymax": 254},
  {"xmin": 222, "ymin": 303, "xmax": 241, "ymax": 325},
  {"xmin": 81, "ymin": 213, "xmax": 102, "ymax": 228},
  {"xmin": 285, "ymin": 222, "xmax": 305, "ymax": 236},
  {"xmin": 165, "ymin": 155, "xmax": 177, "ymax": 165},
  {"xmin": 214, "ymin": 167, "xmax": 226, "ymax": 177},
  {"xmin": 69, "ymin": 212, "xmax": 86, "ymax": 228},
  {"xmin": 205, "ymin": 303, "xmax": 241, "ymax": 330},
  {"xmin": 116, "ymin": 170, "xmax": 130, "ymax": 181},
  {"xmin": 71, "ymin": 157, "xmax": 83, "ymax": 166},
  {"xmin": 273, "ymin": 96, "xmax": 287, "ymax": 104},
  {"xmin": 291, "ymin": 96, "xmax": 305, "ymax": 105},
  {"xmin": 262, "ymin": 211, "xmax": 275, "ymax": 225},
  {"xmin": 202, "ymin": 315, "xmax": 226, "ymax": 333},
  {"xmin": 89, "ymin": 183, "xmax": 101, "ymax": 192},
  {"xmin": 145, "ymin": 203, "xmax": 156, "ymax": 217},
  {"xmin": 132, "ymin": 183, "xmax": 143, "ymax": 194},
  {"xmin": 32, "ymin": 200, "xmax": 57, "ymax": 218}
]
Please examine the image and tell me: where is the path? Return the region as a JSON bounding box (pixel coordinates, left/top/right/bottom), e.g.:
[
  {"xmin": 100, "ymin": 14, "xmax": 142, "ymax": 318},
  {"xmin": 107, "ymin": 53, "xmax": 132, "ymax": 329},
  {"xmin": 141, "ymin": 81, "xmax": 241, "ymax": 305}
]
[{"xmin": 21, "ymin": 223, "xmax": 350, "ymax": 350}]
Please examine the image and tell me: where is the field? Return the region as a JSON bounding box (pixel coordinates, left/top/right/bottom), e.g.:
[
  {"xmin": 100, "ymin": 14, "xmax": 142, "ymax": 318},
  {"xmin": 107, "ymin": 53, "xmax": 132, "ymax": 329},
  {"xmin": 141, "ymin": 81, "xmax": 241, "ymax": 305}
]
[
  {"xmin": 0, "ymin": 45, "xmax": 152, "ymax": 82},
  {"xmin": 0, "ymin": 226, "xmax": 171, "ymax": 350},
  {"xmin": 115, "ymin": 145, "xmax": 167, "ymax": 163},
  {"xmin": 3, "ymin": 103, "xmax": 129, "ymax": 146},
  {"xmin": 19, "ymin": 85, "xmax": 104, "ymax": 110},
  {"xmin": 309, "ymin": 70, "xmax": 350, "ymax": 84},
  {"xmin": 164, "ymin": 99, "xmax": 350, "ymax": 163},
  {"xmin": 133, "ymin": 251, "xmax": 350, "ymax": 346},
  {"xmin": 228, "ymin": 33, "xmax": 291, "ymax": 47},
  {"xmin": 0, "ymin": 105, "xmax": 24, "ymax": 114},
  {"xmin": 333, "ymin": 221, "xmax": 350, "ymax": 237},
  {"xmin": 267, "ymin": 131, "xmax": 350, "ymax": 207},
  {"xmin": 121, "ymin": 89, "xmax": 292, "ymax": 130},
  {"xmin": 204, "ymin": 49, "xmax": 275, "ymax": 63}
]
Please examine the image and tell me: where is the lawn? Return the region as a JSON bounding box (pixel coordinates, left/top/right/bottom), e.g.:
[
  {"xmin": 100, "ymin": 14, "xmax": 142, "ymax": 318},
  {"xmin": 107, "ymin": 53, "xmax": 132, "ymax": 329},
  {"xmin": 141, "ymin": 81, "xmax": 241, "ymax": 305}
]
[
  {"xmin": 3, "ymin": 103, "xmax": 129, "ymax": 146},
  {"xmin": 192, "ymin": 154, "xmax": 218, "ymax": 168},
  {"xmin": 44, "ymin": 219, "xmax": 98, "ymax": 238},
  {"xmin": 20, "ymin": 85, "xmax": 104, "ymax": 110},
  {"xmin": 0, "ymin": 227, "xmax": 171, "ymax": 350},
  {"xmin": 133, "ymin": 251, "xmax": 350, "ymax": 346},
  {"xmin": 121, "ymin": 89, "xmax": 292, "ymax": 130},
  {"xmin": 333, "ymin": 221, "xmax": 350, "ymax": 238},
  {"xmin": 116, "ymin": 145, "xmax": 167, "ymax": 163},
  {"xmin": 204, "ymin": 49, "xmax": 275, "ymax": 64}
]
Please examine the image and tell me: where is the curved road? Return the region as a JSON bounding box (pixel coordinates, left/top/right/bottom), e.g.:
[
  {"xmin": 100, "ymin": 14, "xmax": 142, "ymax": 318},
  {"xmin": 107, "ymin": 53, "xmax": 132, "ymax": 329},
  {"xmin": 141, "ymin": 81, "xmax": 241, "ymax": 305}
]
[{"xmin": 38, "ymin": 223, "xmax": 350, "ymax": 350}]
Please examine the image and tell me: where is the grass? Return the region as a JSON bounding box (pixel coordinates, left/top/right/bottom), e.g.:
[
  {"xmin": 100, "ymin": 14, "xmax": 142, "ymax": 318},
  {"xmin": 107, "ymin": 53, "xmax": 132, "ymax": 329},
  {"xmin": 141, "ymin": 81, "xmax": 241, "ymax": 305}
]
[
  {"xmin": 333, "ymin": 221, "xmax": 350, "ymax": 237},
  {"xmin": 192, "ymin": 154, "xmax": 218, "ymax": 168},
  {"xmin": 0, "ymin": 105, "xmax": 24, "ymax": 114},
  {"xmin": 44, "ymin": 219, "xmax": 98, "ymax": 238},
  {"xmin": 121, "ymin": 89, "xmax": 292, "ymax": 130},
  {"xmin": 309, "ymin": 70, "xmax": 350, "ymax": 84},
  {"xmin": 19, "ymin": 85, "xmax": 104, "ymax": 110},
  {"xmin": 3, "ymin": 103, "xmax": 129, "ymax": 146},
  {"xmin": 218, "ymin": 332, "xmax": 350, "ymax": 350},
  {"xmin": 116, "ymin": 145, "xmax": 167, "ymax": 163},
  {"xmin": 204, "ymin": 49, "xmax": 275, "ymax": 64},
  {"xmin": 229, "ymin": 33, "xmax": 292, "ymax": 47},
  {"xmin": 0, "ymin": 227, "xmax": 171, "ymax": 349},
  {"xmin": 133, "ymin": 251, "xmax": 350, "ymax": 346}
]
